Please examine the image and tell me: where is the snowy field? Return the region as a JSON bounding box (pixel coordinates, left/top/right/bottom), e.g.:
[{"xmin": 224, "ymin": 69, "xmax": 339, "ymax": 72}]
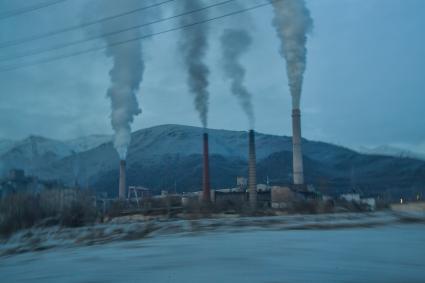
[{"xmin": 0, "ymin": 215, "xmax": 424, "ymax": 283}]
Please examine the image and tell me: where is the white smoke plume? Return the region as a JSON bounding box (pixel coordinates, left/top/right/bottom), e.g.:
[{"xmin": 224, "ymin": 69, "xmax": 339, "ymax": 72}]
[
  {"xmin": 178, "ymin": 0, "xmax": 210, "ymax": 128},
  {"xmin": 271, "ymin": 0, "xmax": 313, "ymax": 109},
  {"xmin": 99, "ymin": 2, "xmax": 145, "ymax": 160},
  {"xmin": 220, "ymin": 28, "xmax": 254, "ymax": 129}
]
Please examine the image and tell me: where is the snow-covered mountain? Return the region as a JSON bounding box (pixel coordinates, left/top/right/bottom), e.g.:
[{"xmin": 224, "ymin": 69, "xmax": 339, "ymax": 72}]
[
  {"xmin": 0, "ymin": 135, "xmax": 111, "ymax": 176},
  {"xmin": 0, "ymin": 139, "xmax": 15, "ymax": 155},
  {"xmin": 27, "ymin": 124, "xmax": 355, "ymax": 193},
  {"xmin": 0, "ymin": 136, "xmax": 73, "ymax": 174},
  {"xmin": 358, "ymin": 145, "xmax": 425, "ymax": 161},
  {"xmin": 65, "ymin": 135, "xmax": 111, "ymax": 153},
  {"xmin": 1, "ymin": 125, "xmax": 424, "ymax": 199}
]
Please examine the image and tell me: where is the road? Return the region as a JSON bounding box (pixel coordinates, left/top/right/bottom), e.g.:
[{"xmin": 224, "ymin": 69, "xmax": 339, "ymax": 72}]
[{"xmin": 1, "ymin": 223, "xmax": 424, "ymax": 283}]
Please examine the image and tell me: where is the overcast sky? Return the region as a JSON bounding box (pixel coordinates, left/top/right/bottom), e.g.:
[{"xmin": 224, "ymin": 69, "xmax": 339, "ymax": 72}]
[{"xmin": 0, "ymin": 0, "xmax": 424, "ymax": 153}]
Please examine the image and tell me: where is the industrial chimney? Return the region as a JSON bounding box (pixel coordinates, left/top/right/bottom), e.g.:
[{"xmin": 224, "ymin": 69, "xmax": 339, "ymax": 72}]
[
  {"xmin": 202, "ymin": 132, "xmax": 211, "ymax": 202},
  {"xmin": 248, "ymin": 129, "xmax": 257, "ymax": 208},
  {"xmin": 292, "ymin": 109, "xmax": 304, "ymax": 187},
  {"xmin": 119, "ymin": 160, "xmax": 126, "ymax": 199}
]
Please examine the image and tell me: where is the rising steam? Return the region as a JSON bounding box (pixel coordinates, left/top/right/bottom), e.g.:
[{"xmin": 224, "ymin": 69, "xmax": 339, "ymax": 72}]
[
  {"xmin": 178, "ymin": 0, "xmax": 210, "ymax": 128},
  {"xmin": 220, "ymin": 29, "xmax": 254, "ymax": 129},
  {"xmin": 271, "ymin": 0, "xmax": 313, "ymax": 109},
  {"xmin": 100, "ymin": 2, "xmax": 144, "ymax": 160}
]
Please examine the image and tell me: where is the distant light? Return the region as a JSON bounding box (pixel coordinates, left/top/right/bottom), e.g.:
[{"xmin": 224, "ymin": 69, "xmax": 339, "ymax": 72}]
[{"xmin": 400, "ymin": 198, "xmax": 403, "ymax": 204}]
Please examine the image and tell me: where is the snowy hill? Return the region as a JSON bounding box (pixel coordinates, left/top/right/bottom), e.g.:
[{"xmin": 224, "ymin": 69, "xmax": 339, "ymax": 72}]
[
  {"xmin": 0, "ymin": 136, "xmax": 73, "ymax": 175},
  {"xmin": 358, "ymin": 145, "xmax": 425, "ymax": 161},
  {"xmin": 65, "ymin": 135, "xmax": 111, "ymax": 153},
  {"xmin": 1, "ymin": 125, "xmax": 424, "ymax": 199},
  {"xmin": 0, "ymin": 139, "xmax": 15, "ymax": 155},
  {"xmin": 0, "ymin": 135, "xmax": 111, "ymax": 176}
]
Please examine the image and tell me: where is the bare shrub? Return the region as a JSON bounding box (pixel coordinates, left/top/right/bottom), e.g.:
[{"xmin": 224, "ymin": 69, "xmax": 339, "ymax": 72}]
[
  {"xmin": 60, "ymin": 196, "xmax": 97, "ymax": 228},
  {"xmin": 0, "ymin": 193, "xmax": 43, "ymax": 236},
  {"xmin": 107, "ymin": 200, "xmax": 128, "ymax": 218},
  {"xmin": 0, "ymin": 189, "xmax": 97, "ymax": 237}
]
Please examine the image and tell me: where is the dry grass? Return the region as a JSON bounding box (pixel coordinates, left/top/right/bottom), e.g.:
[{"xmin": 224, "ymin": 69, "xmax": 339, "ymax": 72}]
[{"xmin": 0, "ymin": 189, "xmax": 97, "ymax": 237}]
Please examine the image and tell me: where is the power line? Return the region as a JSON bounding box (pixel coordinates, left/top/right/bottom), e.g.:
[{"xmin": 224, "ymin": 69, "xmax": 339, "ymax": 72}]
[
  {"xmin": 0, "ymin": 0, "xmax": 235, "ymax": 63},
  {"xmin": 0, "ymin": 0, "xmax": 67, "ymax": 20},
  {"xmin": 0, "ymin": 0, "xmax": 276, "ymax": 73},
  {"xmin": 0, "ymin": 0, "xmax": 175, "ymax": 49}
]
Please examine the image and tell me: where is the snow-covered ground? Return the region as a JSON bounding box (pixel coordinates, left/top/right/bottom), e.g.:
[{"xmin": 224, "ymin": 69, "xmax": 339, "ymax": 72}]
[{"xmin": 0, "ymin": 213, "xmax": 424, "ymax": 283}]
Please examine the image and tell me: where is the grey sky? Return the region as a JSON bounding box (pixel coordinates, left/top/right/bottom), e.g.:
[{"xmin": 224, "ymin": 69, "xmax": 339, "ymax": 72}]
[{"xmin": 0, "ymin": 0, "xmax": 424, "ymax": 153}]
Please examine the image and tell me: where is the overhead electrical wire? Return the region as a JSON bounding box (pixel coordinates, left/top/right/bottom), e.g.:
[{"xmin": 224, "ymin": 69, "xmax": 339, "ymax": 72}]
[
  {"xmin": 0, "ymin": 0, "xmax": 236, "ymax": 63},
  {"xmin": 0, "ymin": 0, "xmax": 68, "ymax": 20},
  {"xmin": 0, "ymin": 0, "xmax": 278, "ymax": 73},
  {"xmin": 0, "ymin": 0, "xmax": 175, "ymax": 49}
]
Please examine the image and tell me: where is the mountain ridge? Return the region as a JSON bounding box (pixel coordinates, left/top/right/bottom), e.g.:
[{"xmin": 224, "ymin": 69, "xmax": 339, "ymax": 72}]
[{"xmin": 1, "ymin": 124, "xmax": 424, "ymax": 199}]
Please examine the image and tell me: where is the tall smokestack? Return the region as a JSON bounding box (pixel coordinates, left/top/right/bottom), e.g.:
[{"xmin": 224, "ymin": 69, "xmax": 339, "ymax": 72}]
[
  {"xmin": 202, "ymin": 133, "xmax": 211, "ymax": 202},
  {"xmin": 292, "ymin": 109, "xmax": 304, "ymax": 186},
  {"xmin": 248, "ymin": 130, "xmax": 257, "ymax": 208},
  {"xmin": 271, "ymin": 0, "xmax": 312, "ymax": 188},
  {"xmin": 119, "ymin": 160, "xmax": 126, "ymax": 200}
]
